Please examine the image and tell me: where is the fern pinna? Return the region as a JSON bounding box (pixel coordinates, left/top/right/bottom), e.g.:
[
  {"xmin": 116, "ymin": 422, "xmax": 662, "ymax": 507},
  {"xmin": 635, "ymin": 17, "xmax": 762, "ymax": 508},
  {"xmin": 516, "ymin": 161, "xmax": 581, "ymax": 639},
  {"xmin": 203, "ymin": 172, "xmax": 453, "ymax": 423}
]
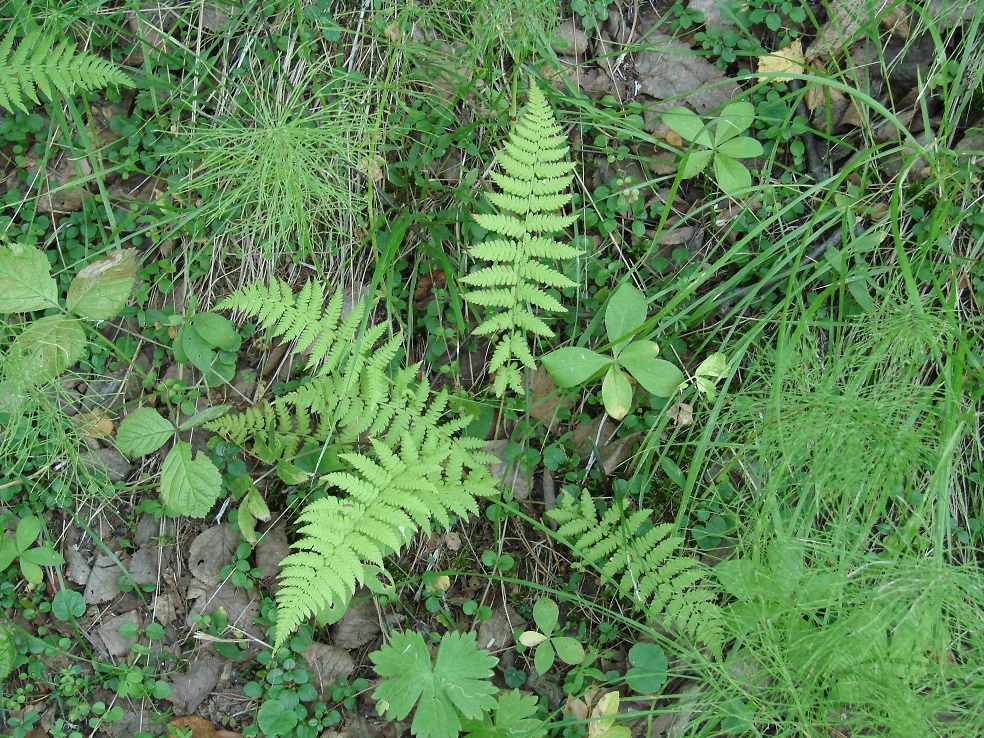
[
  {"xmin": 0, "ymin": 29, "xmax": 133, "ymax": 113},
  {"xmin": 549, "ymin": 490, "xmax": 724, "ymax": 658},
  {"xmin": 205, "ymin": 280, "xmax": 498, "ymax": 649},
  {"xmin": 463, "ymin": 84, "xmax": 582, "ymax": 396}
]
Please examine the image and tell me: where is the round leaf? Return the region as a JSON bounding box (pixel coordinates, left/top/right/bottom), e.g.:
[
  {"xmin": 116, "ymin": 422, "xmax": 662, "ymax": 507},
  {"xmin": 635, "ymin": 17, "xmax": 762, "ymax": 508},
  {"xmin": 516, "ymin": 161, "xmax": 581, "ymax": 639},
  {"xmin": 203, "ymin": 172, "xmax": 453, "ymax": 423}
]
[
  {"xmin": 541, "ymin": 347, "xmax": 612, "ymax": 388},
  {"xmin": 116, "ymin": 407, "xmax": 173, "ymax": 457},
  {"xmin": 160, "ymin": 441, "xmax": 222, "ymax": 518},
  {"xmin": 532, "ymin": 597, "xmax": 559, "ymax": 634},
  {"xmin": 0, "ymin": 243, "xmax": 58, "ymax": 312},
  {"xmin": 618, "ymin": 342, "xmax": 685, "ymax": 397},
  {"xmin": 626, "ymin": 642, "xmax": 668, "ymax": 694},
  {"xmin": 52, "ymin": 589, "xmax": 86, "ymax": 620},
  {"xmin": 602, "ymin": 367, "xmax": 632, "ymax": 420},
  {"xmin": 65, "ymin": 249, "xmax": 137, "ymax": 320},
  {"xmin": 605, "ymin": 283, "xmax": 648, "ymax": 352},
  {"xmin": 552, "ymin": 636, "xmax": 585, "ymax": 665},
  {"xmin": 257, "ymin": 698, "xmax": 299, "ymax": 736}
]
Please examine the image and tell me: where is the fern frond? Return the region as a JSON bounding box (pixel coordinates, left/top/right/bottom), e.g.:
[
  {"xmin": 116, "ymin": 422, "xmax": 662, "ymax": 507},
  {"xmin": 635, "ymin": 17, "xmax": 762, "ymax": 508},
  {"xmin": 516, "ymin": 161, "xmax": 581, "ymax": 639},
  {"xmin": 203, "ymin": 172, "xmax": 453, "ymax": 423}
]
[
  {"xmin": 207, "ymin": 279, "xmax": 500, "ymax": 650},
  {"xmin": 549, "ymin": 490, "xmax": 725, "ymax": 658},
  {"xmin": 463, "ymin": 84, "xmax": 582, "ymax": 396},
  {"xmin": 0, "ymin": 29, "xmax": 133, "ymax": 113}
]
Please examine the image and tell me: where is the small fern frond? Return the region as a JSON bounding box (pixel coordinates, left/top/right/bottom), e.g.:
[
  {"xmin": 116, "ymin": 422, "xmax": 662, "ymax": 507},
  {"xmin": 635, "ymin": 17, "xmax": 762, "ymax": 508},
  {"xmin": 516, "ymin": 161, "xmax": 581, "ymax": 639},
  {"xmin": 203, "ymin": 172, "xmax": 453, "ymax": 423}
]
[
  {"xmin": 0, "ymin": 30, "xmax": 133, "ymax": 113},
  {"xmin": 549, "ymin": 490, "xmax": 725, "ymax": 658},
  {"xmin": 463, "ymin": 84, "xmax": 581, "ymax": 396}
]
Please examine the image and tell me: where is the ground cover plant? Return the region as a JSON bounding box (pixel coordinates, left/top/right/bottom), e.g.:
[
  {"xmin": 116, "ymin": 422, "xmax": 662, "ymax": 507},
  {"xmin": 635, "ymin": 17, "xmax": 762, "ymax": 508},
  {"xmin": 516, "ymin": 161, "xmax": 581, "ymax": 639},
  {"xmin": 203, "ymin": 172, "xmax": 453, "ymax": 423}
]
[{"xmin": 0, "ymin": 0, "xmax": 982, "ymax": 736}]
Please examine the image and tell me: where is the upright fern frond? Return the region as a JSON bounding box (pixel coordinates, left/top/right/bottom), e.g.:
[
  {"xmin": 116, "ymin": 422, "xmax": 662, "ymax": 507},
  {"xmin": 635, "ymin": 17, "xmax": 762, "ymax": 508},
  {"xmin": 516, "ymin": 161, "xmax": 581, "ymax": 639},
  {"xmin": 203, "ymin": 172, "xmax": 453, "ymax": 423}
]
[
  {"xmin": 549, "ymin": 490, "xmax": 724, "ymax": 658},
  {"xmin": 0, "ymin": 30, "xmax": 133, "ymax": 113},
  {"xmin": 463, "ymin": 84, "xmax": 582, "ymax": 396},
  {"xmin": 206, "ymin": 280, "xmax": 498, "ymax": 649}
]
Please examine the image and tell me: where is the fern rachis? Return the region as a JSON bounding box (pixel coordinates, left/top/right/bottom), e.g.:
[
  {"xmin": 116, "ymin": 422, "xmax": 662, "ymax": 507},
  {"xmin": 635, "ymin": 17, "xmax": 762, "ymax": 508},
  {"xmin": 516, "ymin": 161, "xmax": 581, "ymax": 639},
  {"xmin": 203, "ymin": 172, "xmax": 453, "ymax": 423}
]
[{"xmin": 463, "ymin": 84, "xmax": 582, "ymax": 396}]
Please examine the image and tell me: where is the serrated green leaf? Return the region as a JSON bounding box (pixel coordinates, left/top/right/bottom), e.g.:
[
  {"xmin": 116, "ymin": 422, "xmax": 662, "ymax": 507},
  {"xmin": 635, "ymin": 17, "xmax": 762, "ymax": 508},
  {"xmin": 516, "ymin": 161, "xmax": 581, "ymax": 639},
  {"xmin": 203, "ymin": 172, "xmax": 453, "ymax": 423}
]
[
  {"xmin": 605, "ymin": 283, "xmax": 647, "ymax": 353},
  {"xmin": 532, "ymin": 597, "xmax": 559, "ymax": 634},
  {"xmin": 4, "ymin": 315, "xmax": 86, "ymax": 386},
  {"xmin": 713, "ymin": 154, "xmax": 752, "ymax": 195},
  {"xmin": 541, "ymin": 347, "xmax": 611, "ymax": 388},
  {"xmin": 0, "ymin": 243, "xmax": 58, "ymax": 312},
  {"xmin": 177, "ymin": 404, "xmax": 230, "ymax": 431},
  {"xmin": 0, "ymin": 625, "xmax": 13, "ymax": 680},
  {"xmin": 116, "ymin": 407, "xmax": 173, "ymax": 456},
  {"xmin": 276, "ymin": 460, "xmax": 310, "ymax": 485},
  {"xmin": 618, "ymin": 342, "xmax": 685, "ymax": 397},
  {"xmin": 238, "ymin": 498, "xmax": 258, "ymax": 544},
  {"xmin": 461, "ymin": 689, "xmax": 546, "ymax": 738},
  {"xmin": 160, "ymin": 441, "xmax": 222, "ymax": 518},
  {"xmin": 371, "ymin": 630, "xmax": 498, "ymax": 738},
  {"xmin": 65, "ymin": 249, "xmax": 136, "ymax": 320},
  {"xmin": 245, "ymin": 486, "xmax": 270, "ymax": 520},
  {"xmin": 662, "ymin": 107, "xmax": 712, "ymax": 147},
  {"xmin": 602, "ymin": 366, "xmax": 632, "ymax": 420}
]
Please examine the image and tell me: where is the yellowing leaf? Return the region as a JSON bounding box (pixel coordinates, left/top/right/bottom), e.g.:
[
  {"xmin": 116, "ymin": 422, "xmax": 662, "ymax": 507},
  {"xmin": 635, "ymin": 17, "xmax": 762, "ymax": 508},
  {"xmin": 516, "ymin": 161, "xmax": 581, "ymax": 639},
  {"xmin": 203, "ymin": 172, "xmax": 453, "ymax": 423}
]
[
  {"xmin": 66, "ymin": 249, "xmax": 137, "ymax": 320},
  {"xmin": 588, "ymin": 692, "xmax": 631, "ymax": 738},
  {"xmin": 757, "ymin": 39, "xmax": 805, "ymax": 82}
]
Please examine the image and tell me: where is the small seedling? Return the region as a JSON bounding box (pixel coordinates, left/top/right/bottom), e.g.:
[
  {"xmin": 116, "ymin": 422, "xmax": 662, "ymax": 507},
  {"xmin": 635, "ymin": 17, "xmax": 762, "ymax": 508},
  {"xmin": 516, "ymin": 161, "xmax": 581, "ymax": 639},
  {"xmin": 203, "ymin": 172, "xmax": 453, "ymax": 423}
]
[
  {"xmin": 542, "ymin": 283, "xmax": 685, "ymax": 419},
  {"xmin": 518, "ymin": 597, "xmax": 585, "ymax": 675},
  {"xmin": 0, "ymin": 515, "xmax": 65, "ymax": 585}
]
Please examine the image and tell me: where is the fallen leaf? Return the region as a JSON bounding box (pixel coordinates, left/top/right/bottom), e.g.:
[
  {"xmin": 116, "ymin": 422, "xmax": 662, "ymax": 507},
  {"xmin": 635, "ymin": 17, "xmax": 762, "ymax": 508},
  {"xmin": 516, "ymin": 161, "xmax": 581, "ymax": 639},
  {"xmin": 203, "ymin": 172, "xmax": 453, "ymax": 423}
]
[
  {"xmin": 331, "ymin": 591, "xmax": 381, "ymax": 649},
  {"xmin": 166, "ymin": 655, "xmax": 224, "ymax": 715},
  {"xmin": 65, "ymin": 545, "xmax": 91, "ymax": 586},
  {"xmin": 302, "ymin": 642, "xmax": 356, "ymax": 695},
  {"xmin": 254, "ymin": 522, "xmax": 290, "ymax": 583},
  {"xmin": 187, "ymin": 580, "xmax": 260, "ymax": 636},
  {"xmin": 187, "ymin": 524, "xmax": 238, "ymax": 587},
  {"xmin": 528, "ymin": 366, "xmax": 573, "ymax": 428},
  {"xmin": 84, "ymin": 553, "xmax": 121, "ymax": 605},
  {"xmin": 599, "ymin": 431, "xmax": 642, "ymax": 477},
  {"xmin": 412, "ymin": 269, "xmax": 446, "ymax": 308},
  {"xmin": 757, "ymin": 39, "xmax": 805, "ymax": 82},
  {"xmin": 98, "ymin": 610, "xmax": 142, "ymax": 657},
  {"xmin": 667, "ymin": 402, "xmax": 694, "ymax": 427},
  {"xmin": 444, "ymin": 531, "xmax": 462, "ymax": 551},
  {"xmin": 167, "ymin": 716, "xmax": 220, "ymax": 738}
]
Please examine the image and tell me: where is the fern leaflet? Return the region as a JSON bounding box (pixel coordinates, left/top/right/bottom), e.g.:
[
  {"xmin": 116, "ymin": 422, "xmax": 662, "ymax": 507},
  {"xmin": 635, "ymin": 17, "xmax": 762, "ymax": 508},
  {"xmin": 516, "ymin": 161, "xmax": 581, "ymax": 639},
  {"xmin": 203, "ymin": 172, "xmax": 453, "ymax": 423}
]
[
  {"xmin": 0, "ymin": 29, "xmax": 133, "ymax": 113},
  {"xmin": 463, "ymin": 84, "xmax": 581, "ymax": 396},
  {"xmin": 205, "ymin": 280, "xmax": 498, "ymax": 649},
  {"xmin": 548, "ymin": 490, "xmax": 724, "ymax": 658}
]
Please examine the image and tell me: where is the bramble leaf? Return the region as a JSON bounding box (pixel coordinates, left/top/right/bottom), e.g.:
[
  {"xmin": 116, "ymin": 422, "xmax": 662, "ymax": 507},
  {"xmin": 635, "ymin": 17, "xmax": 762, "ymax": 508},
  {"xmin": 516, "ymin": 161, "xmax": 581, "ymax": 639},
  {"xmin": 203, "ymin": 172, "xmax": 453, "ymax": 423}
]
[
  {"xmin": 0, "ymin": 243, "xmax": 58, "ymax": 312},
  {"xmin": 66, "ymin": 249, "xmax": 136, "ymax": 320},
  {"xmin": 116, "ymin": 407, "xmax": 173, "ymax": 456},
  {"xmin": 160, "ymin": 441, "xmax": 222, "ymax": 518}
]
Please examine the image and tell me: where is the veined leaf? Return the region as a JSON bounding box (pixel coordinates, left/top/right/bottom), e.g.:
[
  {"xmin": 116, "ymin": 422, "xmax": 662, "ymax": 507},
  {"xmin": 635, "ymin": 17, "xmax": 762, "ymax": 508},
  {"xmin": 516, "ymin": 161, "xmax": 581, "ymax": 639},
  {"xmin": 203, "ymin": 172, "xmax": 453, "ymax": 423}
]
[
  {"xmin": 0, "ymin": 243, "xmax": 58, "ymax": 312},
  {"xmin": 713, "ymin": 154, "xmax": 753, "ymax": 195},
  {"xmin": 715, "ymin": 101, "xmax": 754, "ymax": 145},
  {"xmin": 65, "ymin": 249, "xmax": 136, "ymax": 320},
  {"xmin": 662, "ymin": 107, "xmax": 712, "ymax": 147},
  {"xmin": 160, "ymin": 441, "xmax": 222, "ymax": 518},
  {"xmin": 680, "ymin": 148, "xmax": 713, "ymax": 179},
  {"xmin": 716, "ymin": 136, "xmax": 763, "ymax": 159},
  {"xmin": 4, "ymin": 315, "xmax": 86, "ymax": 386},
  {"xmin": 117, "ymin": 407, "xmax": 173, "ymax": 456}
]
